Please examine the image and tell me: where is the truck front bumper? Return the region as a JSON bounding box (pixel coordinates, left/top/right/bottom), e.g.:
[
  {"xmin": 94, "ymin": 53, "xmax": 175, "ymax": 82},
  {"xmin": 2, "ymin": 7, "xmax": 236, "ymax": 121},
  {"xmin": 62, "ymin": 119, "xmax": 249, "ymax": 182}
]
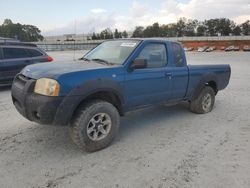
[{"xmin": 11, "ymin": 74, "xmax": 64, "ymax": 125}]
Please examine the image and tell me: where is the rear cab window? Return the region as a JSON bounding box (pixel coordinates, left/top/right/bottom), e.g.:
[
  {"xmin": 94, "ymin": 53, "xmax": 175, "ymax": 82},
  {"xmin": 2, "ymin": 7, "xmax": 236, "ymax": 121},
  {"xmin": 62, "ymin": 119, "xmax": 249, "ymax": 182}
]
[
  {"xmin": 172, "ymin": 43, "xmax": 184, "ymax": 67},
  {"xmin": 3, "ymin": 47, "xmax": 29, "ymax": 59}
]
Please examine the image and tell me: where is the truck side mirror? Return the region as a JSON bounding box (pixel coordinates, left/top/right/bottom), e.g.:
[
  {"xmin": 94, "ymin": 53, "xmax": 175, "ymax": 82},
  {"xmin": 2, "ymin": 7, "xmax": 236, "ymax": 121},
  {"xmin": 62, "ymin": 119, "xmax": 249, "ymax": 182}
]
[{"xmin": 130, "ymin": 58, "xmax": 147, "ymax": 70}]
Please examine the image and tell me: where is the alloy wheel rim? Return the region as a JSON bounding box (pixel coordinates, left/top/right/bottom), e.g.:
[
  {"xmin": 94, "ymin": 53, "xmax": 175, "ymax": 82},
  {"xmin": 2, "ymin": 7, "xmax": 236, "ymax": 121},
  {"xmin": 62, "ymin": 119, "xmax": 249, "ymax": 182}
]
[
  {"xmin": 202, "ymin": 93, "xmax": 212, "ymax": 112},
  {"xmin": 87, "ymin": 113, "xmax": 112, "ymax": 141}
]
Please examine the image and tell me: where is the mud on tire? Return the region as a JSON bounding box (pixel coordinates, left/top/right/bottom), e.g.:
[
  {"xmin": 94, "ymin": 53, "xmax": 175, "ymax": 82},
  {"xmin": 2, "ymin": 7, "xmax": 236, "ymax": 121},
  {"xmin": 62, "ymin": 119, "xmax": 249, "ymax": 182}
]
[
  {"xmin": 69, "ymin": 100, "xmax": 120, "ymax": 152},
  {"xmin": 190, "ymin": 86, "xmax": 215, "ymax": 114}
]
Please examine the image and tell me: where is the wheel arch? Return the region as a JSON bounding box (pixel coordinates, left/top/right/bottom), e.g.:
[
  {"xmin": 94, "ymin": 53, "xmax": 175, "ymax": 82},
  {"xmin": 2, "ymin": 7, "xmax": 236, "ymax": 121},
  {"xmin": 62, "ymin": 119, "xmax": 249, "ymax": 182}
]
[
  {"xmin": 72, "ymin": 89, "xmax": 125, "ymax": 119},
  {"xmin": 53, "ymin": 79, "xmax": 125, "ymax": 126},
  {"xmin": 191, "ymin": 73, "xmax": 218, "ymax": 101},
  {"xmin": 205, "ymin": 80, "xmax": 218, "ymax": 94}
]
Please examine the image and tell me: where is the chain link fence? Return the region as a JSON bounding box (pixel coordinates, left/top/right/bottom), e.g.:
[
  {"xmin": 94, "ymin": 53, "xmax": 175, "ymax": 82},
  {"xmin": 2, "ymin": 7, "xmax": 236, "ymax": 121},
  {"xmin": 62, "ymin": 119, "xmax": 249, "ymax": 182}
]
[{"xmin": 34, "ymin": 36, "xmax": 250, "ymax": 51}]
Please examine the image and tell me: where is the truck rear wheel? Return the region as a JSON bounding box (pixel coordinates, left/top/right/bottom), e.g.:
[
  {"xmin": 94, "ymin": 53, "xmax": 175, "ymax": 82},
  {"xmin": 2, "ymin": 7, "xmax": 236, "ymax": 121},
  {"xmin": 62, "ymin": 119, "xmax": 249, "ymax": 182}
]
[
  {"xmin": 69, "ymin": 100, "xmax": 120, "ymax": 152},
  {"xmin": 190, "ymin": 86, "xmax": 215, "ymax": 114}
]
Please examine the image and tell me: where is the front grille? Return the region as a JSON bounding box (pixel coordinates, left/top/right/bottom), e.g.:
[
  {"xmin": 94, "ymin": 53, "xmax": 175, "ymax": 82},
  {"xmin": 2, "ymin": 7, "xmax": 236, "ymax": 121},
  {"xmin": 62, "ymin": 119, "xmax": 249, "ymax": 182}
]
[
  {"xmin": 14, "ymin": 74, "xmax": 33, "ymax": 90},
  {"xmin": 17, "ymin": 74, "xmax": 30, "ymax": 84}
]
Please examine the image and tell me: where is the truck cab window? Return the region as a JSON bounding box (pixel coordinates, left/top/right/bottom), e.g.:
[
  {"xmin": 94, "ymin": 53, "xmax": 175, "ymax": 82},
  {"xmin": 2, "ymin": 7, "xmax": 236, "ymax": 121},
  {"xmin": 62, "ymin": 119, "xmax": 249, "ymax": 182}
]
[
  {"xmin": 172, "ymin": 43, "xmax": 184, "ymax": 67},
  {"xmin": 137, "ymin": 43, "xmax": 167, "ymax": 68}
]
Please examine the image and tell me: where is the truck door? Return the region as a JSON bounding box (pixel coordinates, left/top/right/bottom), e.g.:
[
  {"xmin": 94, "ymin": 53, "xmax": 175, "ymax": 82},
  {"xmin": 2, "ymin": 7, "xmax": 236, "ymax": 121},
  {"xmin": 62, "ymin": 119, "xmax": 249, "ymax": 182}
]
[
  {"xmin": 168, "ymin": 43, "xmax": 189, "ymax": 100},
  {"xmin": 124, "ymin": 42, "xmax": 172, "ymax": 108},
  {"xmin": 1, "ymin": 47, "xmax": 31, "ymax": 82}
]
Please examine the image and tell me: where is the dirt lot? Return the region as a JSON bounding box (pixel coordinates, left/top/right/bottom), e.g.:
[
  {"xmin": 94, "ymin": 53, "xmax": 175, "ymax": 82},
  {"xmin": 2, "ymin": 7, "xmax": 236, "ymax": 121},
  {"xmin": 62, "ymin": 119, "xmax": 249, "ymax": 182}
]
[{"xmin": 0, "ymin": 51, "xmax": 250, "ymax": 188}]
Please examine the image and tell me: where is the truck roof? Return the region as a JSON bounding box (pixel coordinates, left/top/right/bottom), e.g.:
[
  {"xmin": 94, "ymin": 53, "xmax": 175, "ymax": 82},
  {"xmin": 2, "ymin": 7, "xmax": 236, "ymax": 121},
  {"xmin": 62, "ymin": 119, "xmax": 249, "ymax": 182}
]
[{"xmin": 111, "ymin": 38, "xmax": 180, "ymax": 44}]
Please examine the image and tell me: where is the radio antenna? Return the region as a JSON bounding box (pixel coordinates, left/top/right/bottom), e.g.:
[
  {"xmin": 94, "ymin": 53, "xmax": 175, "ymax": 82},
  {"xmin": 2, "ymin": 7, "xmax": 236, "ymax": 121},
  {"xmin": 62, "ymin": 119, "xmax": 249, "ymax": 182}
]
[{"xmin": 73, "ymin": 19, "xmax": 76, "ymax": 61}]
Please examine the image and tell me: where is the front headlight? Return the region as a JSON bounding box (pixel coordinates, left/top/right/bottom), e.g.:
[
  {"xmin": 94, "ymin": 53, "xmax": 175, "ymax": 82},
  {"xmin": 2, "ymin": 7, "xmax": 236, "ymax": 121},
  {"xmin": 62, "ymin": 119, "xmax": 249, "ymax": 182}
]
[{"xmin": 34, "ymin": 78, "xmax": 60, "ymax": 96}]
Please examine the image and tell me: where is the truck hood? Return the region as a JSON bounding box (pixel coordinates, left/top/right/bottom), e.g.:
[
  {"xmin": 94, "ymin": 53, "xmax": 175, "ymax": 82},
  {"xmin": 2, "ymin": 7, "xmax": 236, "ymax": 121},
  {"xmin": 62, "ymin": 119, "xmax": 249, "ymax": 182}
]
[{"xmin": 21, "ymin": 60, "xmax": 112, "ymax": 79}]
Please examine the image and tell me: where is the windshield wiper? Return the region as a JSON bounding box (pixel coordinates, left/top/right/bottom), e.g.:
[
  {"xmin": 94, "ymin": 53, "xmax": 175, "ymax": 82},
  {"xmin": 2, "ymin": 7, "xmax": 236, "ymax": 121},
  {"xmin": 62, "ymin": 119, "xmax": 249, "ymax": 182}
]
[
  {"xmin": 79, "ymin": 57, "xmax": 90, "ymax": 61},
  {"xmin": 91, "ymin": 58, "xmax": 114, "ymax": 65}
]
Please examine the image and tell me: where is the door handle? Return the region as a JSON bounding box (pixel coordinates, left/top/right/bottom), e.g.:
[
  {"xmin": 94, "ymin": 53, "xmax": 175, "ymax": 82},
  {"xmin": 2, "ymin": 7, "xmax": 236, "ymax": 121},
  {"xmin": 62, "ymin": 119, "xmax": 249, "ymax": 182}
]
[{"xmin": 165, "ymin": 72, "xmax": 172, "ymax": 79}]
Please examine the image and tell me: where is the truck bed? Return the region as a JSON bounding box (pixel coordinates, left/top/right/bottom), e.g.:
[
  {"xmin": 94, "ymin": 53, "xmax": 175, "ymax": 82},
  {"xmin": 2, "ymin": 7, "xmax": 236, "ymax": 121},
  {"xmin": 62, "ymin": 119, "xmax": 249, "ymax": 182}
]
[{"xmin": 186, "ymin": 64, "xmax": 231, "ymax": 98}]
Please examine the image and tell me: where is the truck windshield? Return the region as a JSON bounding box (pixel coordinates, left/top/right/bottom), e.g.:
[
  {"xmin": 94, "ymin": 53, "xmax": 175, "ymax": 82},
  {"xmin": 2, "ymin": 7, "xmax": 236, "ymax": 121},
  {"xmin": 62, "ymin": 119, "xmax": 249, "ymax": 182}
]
[{"xmin": 84, "ymin": 40, "xmax": 140, "ymax": 65}]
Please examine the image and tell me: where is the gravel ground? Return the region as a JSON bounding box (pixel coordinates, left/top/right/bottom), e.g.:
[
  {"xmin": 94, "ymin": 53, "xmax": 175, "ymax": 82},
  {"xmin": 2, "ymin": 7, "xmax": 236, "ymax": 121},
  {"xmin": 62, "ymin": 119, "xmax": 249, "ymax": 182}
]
[{"xmin": 0, "ymin": 51, "xmax": 250, "ymax": 188}]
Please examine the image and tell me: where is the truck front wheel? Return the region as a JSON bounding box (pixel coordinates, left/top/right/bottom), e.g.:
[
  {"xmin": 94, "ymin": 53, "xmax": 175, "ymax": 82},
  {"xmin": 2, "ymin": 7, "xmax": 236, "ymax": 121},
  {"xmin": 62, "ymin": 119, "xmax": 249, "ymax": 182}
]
[
  {"xmin": 69, "ymin": 100, "xmax": 120, "ymax": 152},
  {"xmin": 190, "ymin": 86, "xmax": 215, "ymax": 114}
]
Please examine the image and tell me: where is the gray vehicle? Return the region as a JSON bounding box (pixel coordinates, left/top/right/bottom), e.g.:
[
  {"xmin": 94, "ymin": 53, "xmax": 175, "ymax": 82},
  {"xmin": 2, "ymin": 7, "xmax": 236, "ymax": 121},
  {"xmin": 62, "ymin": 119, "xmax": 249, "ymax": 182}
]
[
  {"xmin": 205, "ymin": 46, "xmax": 216, "ymax": 52},
  {"xmin": 197, "ymin": 46, "xmax": 209, "ymax": 52},
  {"xmin": 0, "ymin": 42, "xmax": 53, "ymax": 86},
  {"xmin": 225, "ymin": 45, "xmax": 235, "ymax": 52},
  {"xmin": 243, "ymin": 45, "xmax": 250, "ymax": 51}
]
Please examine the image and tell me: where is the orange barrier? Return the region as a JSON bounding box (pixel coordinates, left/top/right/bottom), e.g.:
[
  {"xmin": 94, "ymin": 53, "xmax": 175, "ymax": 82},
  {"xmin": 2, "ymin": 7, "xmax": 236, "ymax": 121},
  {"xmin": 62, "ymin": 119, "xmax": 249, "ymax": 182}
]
[{"xmin": 182, "ymin": 40, "xmax": 250, "ymax": 51}]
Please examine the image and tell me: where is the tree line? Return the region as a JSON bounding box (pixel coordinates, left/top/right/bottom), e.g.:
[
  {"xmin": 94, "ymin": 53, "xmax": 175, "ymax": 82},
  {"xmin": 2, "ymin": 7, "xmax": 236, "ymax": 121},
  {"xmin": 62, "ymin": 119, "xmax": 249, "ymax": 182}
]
[
  {"xmin": 132, "ymin": 18, "xmax": 250, "ymax": 38},
  {"xmin": 1, "ymin": 18, "xmax": 249, "ymax": 42},
  {"xmin": 0, "ymin": 19, "xmax": 43, "ymax": 42},
  {"xmin": 91, "ymin": 29, "xmax": 128, "ymax": 40}
]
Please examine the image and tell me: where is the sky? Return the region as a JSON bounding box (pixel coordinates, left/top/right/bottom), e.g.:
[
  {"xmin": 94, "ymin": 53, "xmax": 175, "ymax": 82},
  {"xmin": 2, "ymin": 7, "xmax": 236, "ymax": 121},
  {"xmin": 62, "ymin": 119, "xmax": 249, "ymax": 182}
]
[{"xmin": 0, "ymin": 0, "xmax": 249, "ymax": 36}]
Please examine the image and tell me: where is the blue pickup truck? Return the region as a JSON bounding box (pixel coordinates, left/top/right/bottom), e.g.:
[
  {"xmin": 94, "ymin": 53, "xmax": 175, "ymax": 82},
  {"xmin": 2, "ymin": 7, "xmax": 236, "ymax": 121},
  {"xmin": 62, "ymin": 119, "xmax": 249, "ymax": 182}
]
[{"xmin": 11, "ymin": 39, "xmax": 231, "ymax": 151}]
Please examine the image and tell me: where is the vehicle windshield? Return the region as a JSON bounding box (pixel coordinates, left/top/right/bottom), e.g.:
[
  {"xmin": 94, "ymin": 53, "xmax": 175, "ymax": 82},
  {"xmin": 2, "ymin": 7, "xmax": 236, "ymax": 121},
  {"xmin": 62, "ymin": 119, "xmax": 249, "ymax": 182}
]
[{"xmin": 84, "ymin": 40, "xmax": 140, "ymax": 65}]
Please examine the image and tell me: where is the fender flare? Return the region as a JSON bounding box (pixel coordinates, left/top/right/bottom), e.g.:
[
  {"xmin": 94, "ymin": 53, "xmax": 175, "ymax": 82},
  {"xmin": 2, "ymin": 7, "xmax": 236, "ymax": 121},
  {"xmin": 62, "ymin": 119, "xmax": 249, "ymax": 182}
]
[
  {"xmin": 53, "ymin": 79, "xmax": 124, "ymax": 125},
  {"xmin": 191, "ymin": 73, "xmax": 218, "ymax": 101}
]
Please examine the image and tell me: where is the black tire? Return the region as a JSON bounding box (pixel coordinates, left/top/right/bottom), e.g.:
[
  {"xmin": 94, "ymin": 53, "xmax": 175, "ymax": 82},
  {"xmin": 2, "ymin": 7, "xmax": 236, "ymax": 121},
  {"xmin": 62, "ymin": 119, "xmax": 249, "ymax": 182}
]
[
  {"xmin": 190, "ymin": 86, "xmax": 215, "ymax": 114},
  {"xmin": 69, "ymin": 100, "xmax": 120, "ymax": 152}
]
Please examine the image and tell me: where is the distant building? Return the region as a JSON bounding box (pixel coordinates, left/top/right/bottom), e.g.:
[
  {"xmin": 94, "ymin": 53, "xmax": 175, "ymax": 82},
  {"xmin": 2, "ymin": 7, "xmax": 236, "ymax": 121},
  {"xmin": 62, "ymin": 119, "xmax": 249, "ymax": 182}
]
[
  {"xmin": 43, "ymin": 34, "xmax": 92, "ymax": 42},
  {"xmin": 43, "ymin": 31, "xmax": 133, "ymax": 42}
]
